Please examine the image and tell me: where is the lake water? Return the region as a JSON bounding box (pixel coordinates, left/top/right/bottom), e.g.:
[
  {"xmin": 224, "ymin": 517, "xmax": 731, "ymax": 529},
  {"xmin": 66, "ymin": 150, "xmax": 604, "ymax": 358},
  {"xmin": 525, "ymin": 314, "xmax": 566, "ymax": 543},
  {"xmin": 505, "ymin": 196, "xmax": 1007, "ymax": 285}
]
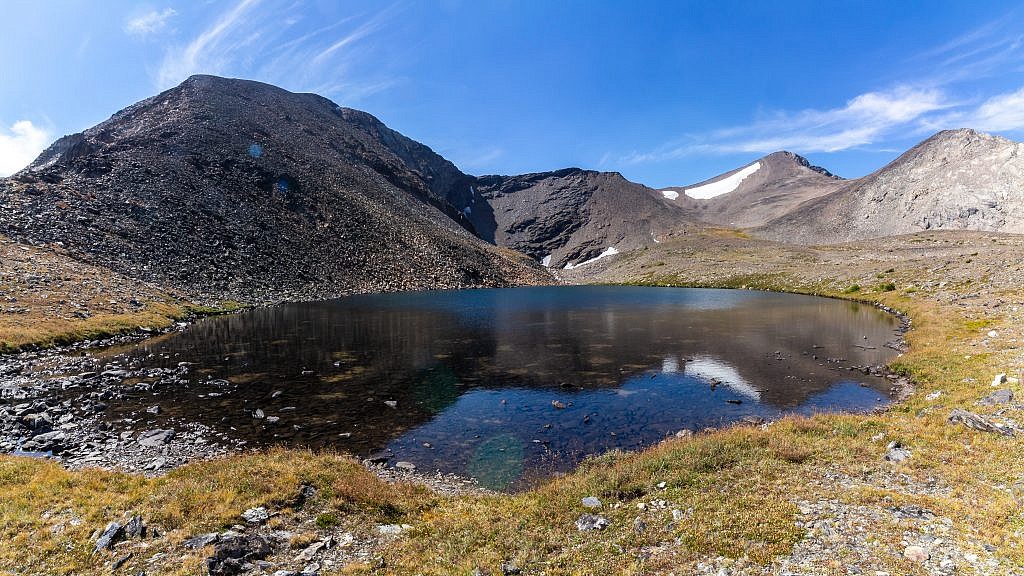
[{"xmin": 102, "ymin": 287, "xmax": 901, "ymax": 489}]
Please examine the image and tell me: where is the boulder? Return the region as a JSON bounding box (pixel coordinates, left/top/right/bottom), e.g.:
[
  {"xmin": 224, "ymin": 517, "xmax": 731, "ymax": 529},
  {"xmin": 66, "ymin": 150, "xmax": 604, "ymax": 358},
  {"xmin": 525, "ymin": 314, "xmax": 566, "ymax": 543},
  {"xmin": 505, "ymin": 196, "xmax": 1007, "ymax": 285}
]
[{"xmin": 948, "ymin": 408, "xmax": 1016, "ymax": 436}]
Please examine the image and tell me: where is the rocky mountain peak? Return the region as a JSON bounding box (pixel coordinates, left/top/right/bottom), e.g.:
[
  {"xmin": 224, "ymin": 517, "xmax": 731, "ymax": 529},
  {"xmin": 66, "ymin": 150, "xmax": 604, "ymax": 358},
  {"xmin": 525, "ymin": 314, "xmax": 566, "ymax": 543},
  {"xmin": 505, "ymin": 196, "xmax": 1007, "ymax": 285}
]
[{"xmin": 761, "ymin": 151, "xmax": 841, "ymax": 179}]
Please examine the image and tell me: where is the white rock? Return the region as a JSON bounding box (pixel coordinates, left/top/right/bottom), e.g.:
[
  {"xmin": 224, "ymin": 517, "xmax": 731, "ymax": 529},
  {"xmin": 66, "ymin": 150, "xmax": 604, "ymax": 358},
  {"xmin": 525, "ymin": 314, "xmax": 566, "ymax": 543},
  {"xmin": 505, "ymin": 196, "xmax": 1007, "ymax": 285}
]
[
  {"xmin": 581, "ymin": 496, "xmax": 602, "ymax": 509},
  {"xmin": 904, "ymin": 545, "xmax": 929, "ymax": 562},
  {"xmin": 987, "ymin": 330, "xmax": 999, "ymax": 338},
  {"xmin": 992, "ymin": 373, "xmax": 1007, "ymax": 387},
  {"xmin": 926, "ymin": 391, "xmax": 942, "ymax": 401},
  {"xmin": 241, "ymin": 507, "xmax": 269, "ymax": 524}
]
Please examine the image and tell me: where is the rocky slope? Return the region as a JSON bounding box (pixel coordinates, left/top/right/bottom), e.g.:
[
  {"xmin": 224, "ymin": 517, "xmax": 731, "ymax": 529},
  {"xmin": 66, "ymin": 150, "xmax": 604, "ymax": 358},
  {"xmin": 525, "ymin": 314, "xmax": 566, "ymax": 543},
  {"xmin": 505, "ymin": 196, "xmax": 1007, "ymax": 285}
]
[
  {"xmin": 757, "ymin": 129, "xmax": 1024, "ymax": 244},
  {"xmin": 0, "ymin": 75, "xmax": 550, "ymax": 303},
  {"xmin": 659, "ymin": 151, "xmax": 843, "ymax": 229},
  {"xmin": 473, "ymin": 168, "xmax": 696, "ymax": 269}
]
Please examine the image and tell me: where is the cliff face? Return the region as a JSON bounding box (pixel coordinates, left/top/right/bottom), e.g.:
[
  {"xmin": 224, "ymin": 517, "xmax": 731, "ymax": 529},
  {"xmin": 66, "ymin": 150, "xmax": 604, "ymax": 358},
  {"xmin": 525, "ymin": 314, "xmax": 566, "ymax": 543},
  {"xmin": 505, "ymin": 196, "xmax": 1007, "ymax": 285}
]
[{"xmin": 0, "ymin": 75, "xmax": 550, "ymax": 302}]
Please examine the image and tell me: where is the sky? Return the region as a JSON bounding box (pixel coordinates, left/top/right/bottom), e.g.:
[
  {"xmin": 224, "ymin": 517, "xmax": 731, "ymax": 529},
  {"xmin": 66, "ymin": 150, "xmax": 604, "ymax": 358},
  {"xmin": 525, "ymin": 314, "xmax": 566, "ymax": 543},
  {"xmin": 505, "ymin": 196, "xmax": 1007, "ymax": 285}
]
[{"xmin": 2, "ymin": 1, "xmax": 1024, "ymax": 186}]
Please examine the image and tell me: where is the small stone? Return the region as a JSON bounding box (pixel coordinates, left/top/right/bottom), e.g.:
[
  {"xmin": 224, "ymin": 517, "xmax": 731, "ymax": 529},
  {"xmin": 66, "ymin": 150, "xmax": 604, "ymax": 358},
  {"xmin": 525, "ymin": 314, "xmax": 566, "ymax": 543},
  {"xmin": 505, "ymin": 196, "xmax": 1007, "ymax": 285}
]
[
  {"xmin": 979, "ymin": 389, "xmax": 1014, "ymax": 405},
  {"xmin": 183, "ymin": 532, "xmax": 219, "ymax": 549},
  {"xmin": 904, "ymin": 545, "xmax": 929, "ymax": 562},
  {"xmin": 395, "ymin": 461, "xmax": 416, "ymax": 471},
  {"xmin": 987, "ymin": 330, "xmax": 999, "ymax": 338},
  {"xmin": 124, "ymin": 515, "xmax": 146, "ymax": 539},
  {"xmin": 241, "ymin": 507, "xmax": 269, "ymax": 524},
  {"xmin": 575, "ymin": 513, "xmax": 609, "ymax": 531},
  {"xmin": 137, "ymin": 429, "xmax": 174, "ymax": 447},
  {"xmin": 378, "ymin": 524, "xmax": 411, "ymax": 535},
  {"xmin": 884, "ymin": 441, "xmax": 911, "ymax": 463},
  {"xmin": 992, "ymin": 373, "xmax": 1007, "ymax": 387},
  {"xmin": 925, "ymin": 391, "xmax": 941, "ymax": 401},
  {"xmin": 93, "ymin": 521, "xmax": 124, "ymax": 553},
  {"xmin": 294, "ymin": 540, "xmax": 325, "ymax": 563},
  {"xmin": 551, "ymin": 400, "xmax": 566, "ymax": 409},
  {"xmin": 383, "ymin": 400, "xmax": 398, "ymax": 408},
  {"xmin": 581, "ymin": 496, "xmax": 602, "ymax": 509},
  {"xmin": 656, "ymin": 481, "xmax": 667, "ymax": 490},
  {"xmin": 146, "ymin": 405, "xmax": 160, "ymax": 414},
  {"xmin": 674, "ymin": 429, "xmax": 694, "ymax": 438}
]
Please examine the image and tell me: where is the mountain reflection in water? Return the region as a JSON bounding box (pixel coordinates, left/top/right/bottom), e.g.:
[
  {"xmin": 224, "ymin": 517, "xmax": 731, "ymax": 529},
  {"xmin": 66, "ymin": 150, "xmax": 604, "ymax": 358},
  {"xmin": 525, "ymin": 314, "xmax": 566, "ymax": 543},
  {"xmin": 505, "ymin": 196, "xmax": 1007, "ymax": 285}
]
[{"xmin": 98, "ymin": 286, "xmax": 901, "ymax": 489}]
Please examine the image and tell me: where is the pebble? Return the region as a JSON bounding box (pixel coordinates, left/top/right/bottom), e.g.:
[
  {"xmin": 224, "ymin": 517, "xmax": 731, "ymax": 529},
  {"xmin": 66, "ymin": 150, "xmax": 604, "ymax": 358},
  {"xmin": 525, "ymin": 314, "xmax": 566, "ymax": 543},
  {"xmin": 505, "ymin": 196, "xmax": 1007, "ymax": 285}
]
[
  {"xmin": 581, "ymin": 496, "xmax": 602, "ymax": 509},
  {"xmin": 903, "ymin": 545, "xmax": 929, "ymax": 562}
]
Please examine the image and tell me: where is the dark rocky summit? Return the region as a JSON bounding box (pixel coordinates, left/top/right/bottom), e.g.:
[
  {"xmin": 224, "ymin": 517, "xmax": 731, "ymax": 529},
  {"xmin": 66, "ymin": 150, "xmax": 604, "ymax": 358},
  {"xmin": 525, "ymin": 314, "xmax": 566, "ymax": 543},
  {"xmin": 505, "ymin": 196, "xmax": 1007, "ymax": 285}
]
[
  {"xmin": 472, "ymin": 168, "xmax": 696, "ymax": 269},
  {"xmin": 0, "ymin": 75, "xmax": 549, "ymax": 303}
]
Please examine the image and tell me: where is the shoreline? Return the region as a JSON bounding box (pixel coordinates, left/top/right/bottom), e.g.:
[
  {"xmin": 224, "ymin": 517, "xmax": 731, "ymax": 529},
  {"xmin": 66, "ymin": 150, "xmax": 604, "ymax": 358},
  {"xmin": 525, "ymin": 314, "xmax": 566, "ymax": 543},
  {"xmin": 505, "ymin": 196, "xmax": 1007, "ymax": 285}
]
[{"xmin": 1, "ymin": 285, "xmax": 914, "ymax": 490}]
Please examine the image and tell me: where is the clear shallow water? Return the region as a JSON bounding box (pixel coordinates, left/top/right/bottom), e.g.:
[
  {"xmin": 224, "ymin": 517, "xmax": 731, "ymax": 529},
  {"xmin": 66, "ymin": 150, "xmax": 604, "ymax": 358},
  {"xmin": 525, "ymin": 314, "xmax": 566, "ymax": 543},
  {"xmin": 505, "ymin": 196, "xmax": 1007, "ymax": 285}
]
[{"xmin": 101, "ymin": 287, "xmax": 901, "ymax": 489}]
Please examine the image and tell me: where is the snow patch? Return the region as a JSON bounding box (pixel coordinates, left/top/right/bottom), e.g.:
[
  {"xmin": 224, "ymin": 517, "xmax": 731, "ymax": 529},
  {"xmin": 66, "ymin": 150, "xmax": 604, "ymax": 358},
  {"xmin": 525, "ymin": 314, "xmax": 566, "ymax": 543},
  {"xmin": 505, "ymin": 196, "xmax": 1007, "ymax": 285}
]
[
  {"xmin": 685, "ymin": 162, "xmax": 761, "ymax": 199},
  {"xmin": 683, "ymin": 356, "xmax": 761, "ymax": 401},
  {"xmin": 541, "ymin": 255, "xmax": 552, "ymax": 267},
  {"xmin": 661, "ymin": 189, "xmax": 680, "ymax": 200},
  {"xmin": 563, "ymin": 247, "xmax": 619, "ymax": 270}
]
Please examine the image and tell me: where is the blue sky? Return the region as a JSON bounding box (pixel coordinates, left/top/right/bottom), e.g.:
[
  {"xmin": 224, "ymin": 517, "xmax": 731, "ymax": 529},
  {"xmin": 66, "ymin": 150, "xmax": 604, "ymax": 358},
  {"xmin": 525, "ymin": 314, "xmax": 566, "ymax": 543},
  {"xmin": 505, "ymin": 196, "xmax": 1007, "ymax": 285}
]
[{"xmin": 2, "ymin": 1, "xmax": 1024, "ymax": 186}]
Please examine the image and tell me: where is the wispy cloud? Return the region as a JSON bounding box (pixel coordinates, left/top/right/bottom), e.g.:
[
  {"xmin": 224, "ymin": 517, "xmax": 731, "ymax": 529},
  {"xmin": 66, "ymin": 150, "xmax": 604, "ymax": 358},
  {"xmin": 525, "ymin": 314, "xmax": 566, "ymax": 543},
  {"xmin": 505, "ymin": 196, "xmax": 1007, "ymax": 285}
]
[
  {"xmin": 923, "ymin": 86, "xmax": 1024, "ymax": 133},
  {"xmin": 619, "ymin": 87, "xmax": 953, "ymax": 164},
  {"xmin": 154, "ymin": 0, "xmax": 400, "ymax": 104},
  {"xmin": 156, "ymin": 0, "xmax": 259, "ymax": 88},
  {"xmin": 0, "ymin": 120, "xmax": 51, "ymax": 177},
  {"xmin": 617, "ymin": 10, "xmax": 1024, "ymax": 166},
  {"xmin": 125, "ymin": 7, "xmax": 178, "ymax": 37}
]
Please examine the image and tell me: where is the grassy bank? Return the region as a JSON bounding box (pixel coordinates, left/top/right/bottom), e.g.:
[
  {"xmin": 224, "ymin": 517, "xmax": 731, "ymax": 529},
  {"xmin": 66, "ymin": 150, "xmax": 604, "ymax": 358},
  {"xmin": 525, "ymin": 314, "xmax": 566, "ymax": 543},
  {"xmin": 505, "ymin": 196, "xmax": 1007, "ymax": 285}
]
[{"xmin": 1, "ymin": 231, "xmax": 1022, "ymax": 574}]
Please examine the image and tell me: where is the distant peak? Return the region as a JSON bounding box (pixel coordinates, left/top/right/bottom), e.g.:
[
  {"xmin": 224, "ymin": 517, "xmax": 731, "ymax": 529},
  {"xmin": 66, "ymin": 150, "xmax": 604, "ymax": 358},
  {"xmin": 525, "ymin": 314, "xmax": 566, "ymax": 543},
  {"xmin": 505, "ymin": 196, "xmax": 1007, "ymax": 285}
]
[{"xmin": 762, "ymin": 150, "xmax": 840, "ymax": 180}]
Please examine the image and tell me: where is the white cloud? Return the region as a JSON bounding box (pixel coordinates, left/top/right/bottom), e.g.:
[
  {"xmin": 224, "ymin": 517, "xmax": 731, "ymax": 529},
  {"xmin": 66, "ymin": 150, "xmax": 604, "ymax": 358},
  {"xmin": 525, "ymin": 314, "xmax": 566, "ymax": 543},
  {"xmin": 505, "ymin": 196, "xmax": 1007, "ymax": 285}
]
[
  {"xmin": 0, "ymin": 120, "xmax": 51, "ymax": 177},
  {"xmin": 125, "ymin": 8, "xmax": 178, "ymax": 37},
  {"xmin": 620, "ymin": 87, "xmax": 952, "ymax": 164},
  {"xmin": 154, "ymin": 0, "xmax": 397, "ymax": 102},
  {"xmin": 966, "ymin": 87, "xmax": 1024, "ymax": 131},
  {"xmin": 157, "ymin": 0, "xmax": 259, "ymax": 88}
]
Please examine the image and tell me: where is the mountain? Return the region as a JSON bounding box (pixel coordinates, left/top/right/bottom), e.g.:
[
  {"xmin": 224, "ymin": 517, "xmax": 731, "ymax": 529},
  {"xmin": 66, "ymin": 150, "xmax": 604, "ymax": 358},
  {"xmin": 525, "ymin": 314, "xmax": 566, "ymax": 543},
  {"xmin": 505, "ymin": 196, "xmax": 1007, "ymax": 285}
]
[
  {"xmin": 0, "ymin": 75, "xmax": 549, "ymax": 302},
  {"xmin": 472, "ymin": 168, "xmax": 697, "ymax": 269},
  {"xmin": 757, "ymin": 129, "xmax": 1024, "ymax": 244},
  {"xmin": 657, "ymin": 151, "xmax": 843, "ymax": 229}
]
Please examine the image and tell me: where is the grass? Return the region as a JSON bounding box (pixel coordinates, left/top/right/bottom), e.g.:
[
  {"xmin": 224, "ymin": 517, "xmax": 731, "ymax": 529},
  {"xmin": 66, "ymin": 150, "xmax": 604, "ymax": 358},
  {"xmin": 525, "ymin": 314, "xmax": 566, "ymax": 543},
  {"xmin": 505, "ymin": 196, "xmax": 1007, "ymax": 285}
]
[
  {"xmin": 0, "ymin": 449, "xmax": 433, "ymax": 574},
  {"xmin": 0, "ymin": 301, "xmax": 186, "ymax": 353}
]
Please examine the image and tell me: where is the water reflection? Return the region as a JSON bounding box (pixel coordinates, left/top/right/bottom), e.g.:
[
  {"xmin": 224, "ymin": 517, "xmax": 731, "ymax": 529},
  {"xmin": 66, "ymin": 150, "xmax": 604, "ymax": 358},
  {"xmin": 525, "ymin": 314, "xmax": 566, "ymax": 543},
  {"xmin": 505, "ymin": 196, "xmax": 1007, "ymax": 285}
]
[{"xmin": 96, "ymin": 286, "xmax": 900, "ymax": 489}]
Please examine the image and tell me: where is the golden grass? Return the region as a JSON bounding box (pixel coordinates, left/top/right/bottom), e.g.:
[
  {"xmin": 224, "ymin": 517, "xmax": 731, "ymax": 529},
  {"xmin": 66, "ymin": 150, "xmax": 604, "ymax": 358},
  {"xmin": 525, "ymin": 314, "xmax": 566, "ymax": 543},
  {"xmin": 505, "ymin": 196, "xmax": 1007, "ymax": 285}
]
[{"xmin": 0, "ymin": 448, "xmax": 433, "ymax": 574}]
